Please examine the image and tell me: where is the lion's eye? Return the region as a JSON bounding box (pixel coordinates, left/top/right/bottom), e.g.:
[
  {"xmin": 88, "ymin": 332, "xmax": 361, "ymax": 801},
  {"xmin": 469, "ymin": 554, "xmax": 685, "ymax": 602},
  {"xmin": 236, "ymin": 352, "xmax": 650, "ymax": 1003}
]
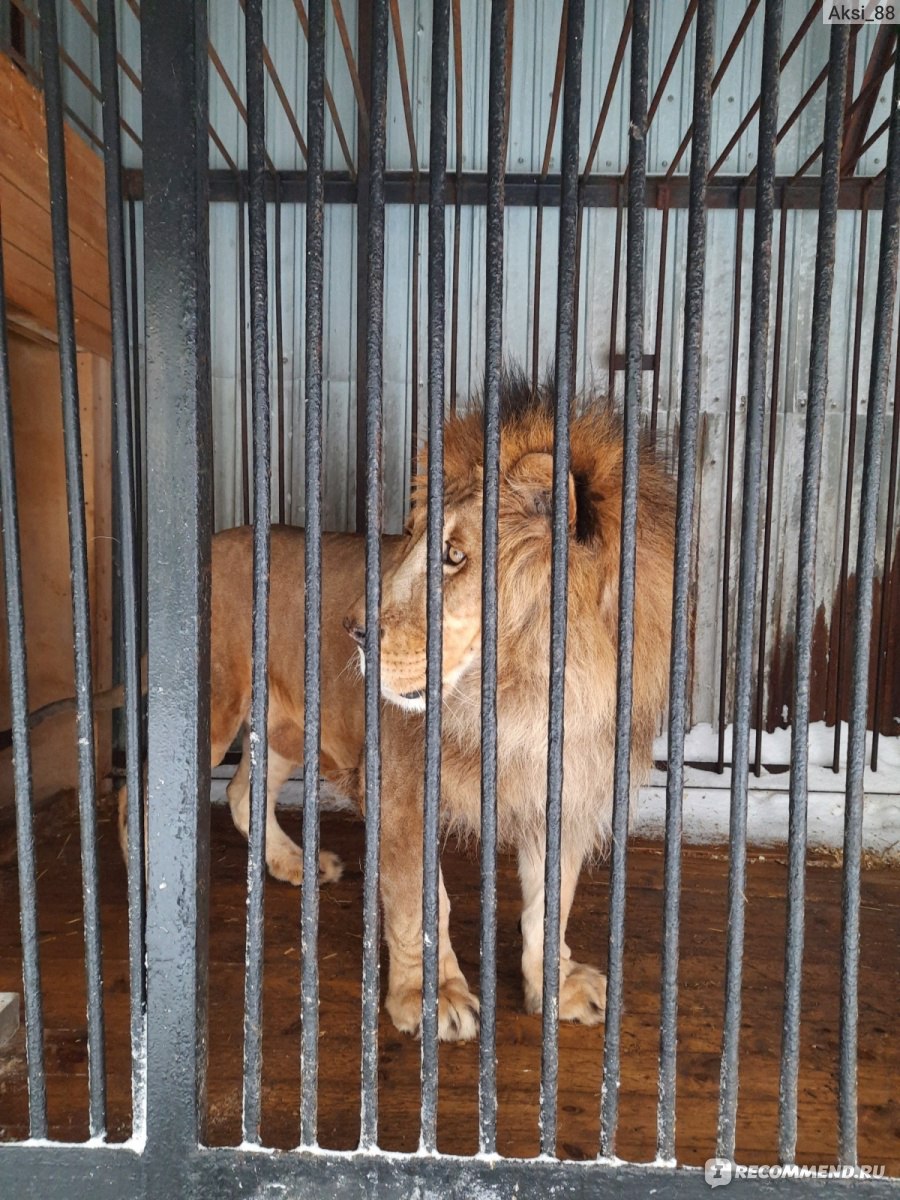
[{"xmin": 443, "ymin": 543, "xmax": 466, "ymax": 567}]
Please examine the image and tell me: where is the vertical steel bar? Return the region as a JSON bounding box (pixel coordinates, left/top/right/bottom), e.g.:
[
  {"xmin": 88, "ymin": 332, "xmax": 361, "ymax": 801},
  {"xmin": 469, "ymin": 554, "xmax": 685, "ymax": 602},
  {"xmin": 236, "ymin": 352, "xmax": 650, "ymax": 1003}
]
[
  {"xmin": 354, "ymin": 4, "xmax": 373, "ymax": 534},
  {"xmin": 716, "ymin": 0, "xmax": 784, "ymax": 1162},
  {"xmin": 584, "ymin": 4, "xmax": 633, "ymax": 401},
  {"xmin": 388, "ymin": 0, "xmax": 421, "ymax": 482},
  {"xmin": 831, "ymin": 191, "xmax": 869, "ymax": 771},
  {"xmin": 239, "ymin": 191, "xmax": 251, "ymax": 525},
  {"xmin": 97, "ymin": 0, "xmax": 146, "ymax": 1136},
  {"xmin": 656, "ymin": 0, "xmax": 715, "ymax": 1164},
  {"xmin": 411, "ymin": 200, "xmax": 421, "ymax": 481},
  {"xmin": 778, "ymin": 24, "xmax": 849, "ymax": 1167},
  {"xmin": 716, "ymin": 193, "xmax": 746, "ymax": 774},
  {"xmin": 531, "ymin": 1, "xmax": 569, "ymax": 392},
  {"xmin": 300, "ymin": 0, "xmax": 326, "ymax": 1150},
  {"xmin": 599, "ymin": 0, "xmax": 648, "ymax": 1160},
  {"xmin": 141, "ymin": 0, "xmax": 212, "ymax": 1167},
  {"xmin": 870, "ymin": 335, "xmax": 900, "ymax": 771},
  {"xmin": 650, "ymin": 195, "xmax": 669, "ymax": 444},
  {"xmin": 36, "ymin": 0, "xmax": 107, "ymax": 1138},
  {"xmin": 449, "ymin": 0, "xmax": 463, "ymax": 416},
  {"xmin": 479, "ymin": 0, "xmax": 508, "ymax": 1157},
  {"xmin": 360, "ymin": 0, "xmax": 389, "ymax": 1151},
  {"xmin": 538, "ymin": 0, "xmax": 584, "ymax": 1160},
  {"xmin": 419, "ymin": 0, "xmax": 450, "ymax": 1155},
  {"xmin": 128, "ymin": 199, "xmax": 144, "ymax": 567},
  {"xmin": 839, "ymin": 54, "xmax": 900, "ymax": 1170},
  {"xmin": 241, "ymin": 0, "xmax": 272, "ymax": 1147},
  {"xmin": 607, "ymin": 189, "xmax": 624, "ymax": 403},
  {"xmin": 0, "ymin": 232, "xmax": 48, "ymax": 1141},
  {"xmin": 275, "ymin": 173, "xmax": 286, "ymax": 527},
  {"xmin": 292, "ymin": 0, "xmax": 357, "ymax": 178},
  {"xmin": 532, "ymin": 197, "xmax": 544, "ymax": 391},
  {"xmin": 753, "ymin": 193, "xmax": 789, "ymax": 777},
  {"xmin": 408, "ymin": 196, "xmax": 422, "ymax": 477}
]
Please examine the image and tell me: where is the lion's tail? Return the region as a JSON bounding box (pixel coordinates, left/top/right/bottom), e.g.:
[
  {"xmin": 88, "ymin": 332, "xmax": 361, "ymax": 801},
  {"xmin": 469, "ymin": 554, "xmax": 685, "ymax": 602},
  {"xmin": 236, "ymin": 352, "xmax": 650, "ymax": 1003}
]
[{"xmin": 0, "ymin": 656, "xmax": 148, "ymax": 753}]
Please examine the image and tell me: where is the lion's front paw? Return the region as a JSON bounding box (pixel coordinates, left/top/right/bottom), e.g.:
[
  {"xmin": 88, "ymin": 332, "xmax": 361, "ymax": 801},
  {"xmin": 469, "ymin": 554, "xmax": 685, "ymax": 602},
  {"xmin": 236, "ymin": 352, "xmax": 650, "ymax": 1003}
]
[
  {"xmin": 523, "ymin": 961, "xmax": 607, "ymax": 1025},
  {"xmin": 386, "ymin": 977, "xmax": 481, "ymax": 1042}
]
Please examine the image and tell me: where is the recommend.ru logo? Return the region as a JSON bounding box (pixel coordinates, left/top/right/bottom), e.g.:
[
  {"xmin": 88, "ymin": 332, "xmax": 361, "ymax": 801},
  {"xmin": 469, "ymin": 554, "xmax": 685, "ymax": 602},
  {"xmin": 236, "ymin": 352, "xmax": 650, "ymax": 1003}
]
[{"xmin": 705, "ymin": 1158, "xmax": 734, "ymax": 1188}]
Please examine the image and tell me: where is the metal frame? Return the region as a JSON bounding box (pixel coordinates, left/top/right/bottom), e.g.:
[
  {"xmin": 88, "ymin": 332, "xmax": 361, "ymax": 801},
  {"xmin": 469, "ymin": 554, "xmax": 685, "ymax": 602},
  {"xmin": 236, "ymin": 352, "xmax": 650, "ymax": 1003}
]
[{"xmin": 2, "ymin": 1, "xmax": 900, "ymax": 1196}]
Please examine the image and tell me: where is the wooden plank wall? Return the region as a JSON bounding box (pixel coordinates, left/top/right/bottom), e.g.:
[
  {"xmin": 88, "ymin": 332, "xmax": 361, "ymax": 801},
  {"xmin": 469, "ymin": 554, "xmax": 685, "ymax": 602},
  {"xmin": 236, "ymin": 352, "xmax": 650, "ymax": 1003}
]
[
  {"xmin": 0, "ymin": 53, "xmax": 110, "ymax": 357},
  {"xmin": 0, "ymin": 53, "xmax": 113, "ymax": 816}
]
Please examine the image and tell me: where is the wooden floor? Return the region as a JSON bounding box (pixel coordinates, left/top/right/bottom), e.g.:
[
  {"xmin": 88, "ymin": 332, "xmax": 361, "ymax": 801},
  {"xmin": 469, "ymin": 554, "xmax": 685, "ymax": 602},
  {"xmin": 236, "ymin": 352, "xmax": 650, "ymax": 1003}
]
[{"xmin": 0, "ymin": 791, "xmax": 897, "ymax": 1170}]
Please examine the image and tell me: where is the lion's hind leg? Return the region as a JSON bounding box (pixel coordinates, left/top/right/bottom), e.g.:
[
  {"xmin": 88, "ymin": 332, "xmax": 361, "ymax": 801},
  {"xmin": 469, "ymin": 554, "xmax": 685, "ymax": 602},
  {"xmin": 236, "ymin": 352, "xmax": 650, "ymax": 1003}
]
[{"xmin": 227, "ymin": 729, "xmax": 343, "ymax": 887}]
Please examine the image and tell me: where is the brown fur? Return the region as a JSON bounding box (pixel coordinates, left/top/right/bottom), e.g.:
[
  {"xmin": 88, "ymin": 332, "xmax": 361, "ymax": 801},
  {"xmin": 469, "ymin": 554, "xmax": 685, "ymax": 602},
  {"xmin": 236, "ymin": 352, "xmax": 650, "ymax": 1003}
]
[
  {"xmin": 345, "ymin": 374, "xmax": 675, "ymax": 1039},
  {"xmin": 113, "ymin": 372, "xmax": 674, "ymax": 1040}
]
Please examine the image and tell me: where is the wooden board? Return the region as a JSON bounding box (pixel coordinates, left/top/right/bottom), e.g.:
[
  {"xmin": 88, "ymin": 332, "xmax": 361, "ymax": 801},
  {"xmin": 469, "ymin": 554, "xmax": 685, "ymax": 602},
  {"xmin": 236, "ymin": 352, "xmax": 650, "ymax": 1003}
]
[
  {"xmin": 0, "ymin": 333, "xmax": 112, "ymax": 814},
  {"xmin": 0, "ymin": 54, "xmax": 110, "ymax": 358},
  {"xmin": 0, "ymin": 801, "xmax": 897, "ymax": 1172}
]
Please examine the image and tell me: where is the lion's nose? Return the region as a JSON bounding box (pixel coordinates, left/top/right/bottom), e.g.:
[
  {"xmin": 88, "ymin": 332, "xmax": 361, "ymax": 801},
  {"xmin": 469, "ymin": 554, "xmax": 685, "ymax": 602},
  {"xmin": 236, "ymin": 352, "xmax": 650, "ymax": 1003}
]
[{"xmin": 343, "ymin": 616, "xmax": 366, "ymax": 646}]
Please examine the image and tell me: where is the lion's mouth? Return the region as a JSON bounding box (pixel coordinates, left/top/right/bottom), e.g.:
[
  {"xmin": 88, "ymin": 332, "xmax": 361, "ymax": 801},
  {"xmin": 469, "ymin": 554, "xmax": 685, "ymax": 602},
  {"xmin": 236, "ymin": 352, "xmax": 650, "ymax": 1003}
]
[{"xmin": 400, "ymin": 689, "xmax": 425, "ymax": 702}]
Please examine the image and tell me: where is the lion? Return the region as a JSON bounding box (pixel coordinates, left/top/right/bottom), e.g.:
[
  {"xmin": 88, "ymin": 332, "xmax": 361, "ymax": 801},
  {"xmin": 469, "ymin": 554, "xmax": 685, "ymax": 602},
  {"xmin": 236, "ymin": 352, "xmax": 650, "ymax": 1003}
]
[
  {"xmin": 17, "ymin": 371, "xmax": 674, "ymax": 1042},
  {"xmin": 340, "ymin": 373, "xmax": 675, "ymax": 1039}
]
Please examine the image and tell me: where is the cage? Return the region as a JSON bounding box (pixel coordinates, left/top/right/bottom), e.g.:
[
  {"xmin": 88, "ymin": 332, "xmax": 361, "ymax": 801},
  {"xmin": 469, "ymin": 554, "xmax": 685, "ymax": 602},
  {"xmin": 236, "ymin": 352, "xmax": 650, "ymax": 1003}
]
[{"xmin": 0, "ymin": 0, "xmax": 899, "ymax": 1195}]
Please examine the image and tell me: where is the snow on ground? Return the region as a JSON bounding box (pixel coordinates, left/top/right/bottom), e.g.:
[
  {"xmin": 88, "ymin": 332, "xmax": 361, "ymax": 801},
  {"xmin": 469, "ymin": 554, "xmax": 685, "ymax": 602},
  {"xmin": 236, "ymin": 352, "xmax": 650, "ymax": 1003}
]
[
  {"xmin": 644, "ymin": 721, "xmax": 900, "ymax": 855},
  {"xmin": 653, "ymin": 720, "xmax": 900, "ymax": 778}
]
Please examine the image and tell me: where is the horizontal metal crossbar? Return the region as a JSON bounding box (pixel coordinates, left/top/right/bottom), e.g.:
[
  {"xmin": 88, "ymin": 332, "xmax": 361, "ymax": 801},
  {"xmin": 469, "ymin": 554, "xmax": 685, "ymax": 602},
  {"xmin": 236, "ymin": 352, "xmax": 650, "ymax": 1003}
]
[
  {"xmin": 2, "ymin": 1144, "xmax": 897, "ymax": 1200},
  {"xmin": 120, "ymin": 168, "xmax": 890, "ymax": 209}
]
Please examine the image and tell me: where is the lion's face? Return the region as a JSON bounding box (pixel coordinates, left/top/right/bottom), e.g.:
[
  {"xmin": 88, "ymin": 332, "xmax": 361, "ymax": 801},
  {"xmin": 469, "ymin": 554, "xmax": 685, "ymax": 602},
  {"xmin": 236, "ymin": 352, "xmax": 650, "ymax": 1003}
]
[
  {"xmin": 345, "ymin": 497, "xmax": 484, "ymax": 712},
  {"xmin": 344, "ymin": 449, "xmax": 581, "ymax": 713}
]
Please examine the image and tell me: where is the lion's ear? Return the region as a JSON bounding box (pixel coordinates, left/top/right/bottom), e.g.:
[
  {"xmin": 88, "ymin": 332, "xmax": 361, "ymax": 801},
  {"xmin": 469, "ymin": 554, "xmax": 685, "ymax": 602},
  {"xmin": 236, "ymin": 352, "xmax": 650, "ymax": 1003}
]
[{"xmin": 508, "ymin": 451, "xmax": 576, "ymax": 530}]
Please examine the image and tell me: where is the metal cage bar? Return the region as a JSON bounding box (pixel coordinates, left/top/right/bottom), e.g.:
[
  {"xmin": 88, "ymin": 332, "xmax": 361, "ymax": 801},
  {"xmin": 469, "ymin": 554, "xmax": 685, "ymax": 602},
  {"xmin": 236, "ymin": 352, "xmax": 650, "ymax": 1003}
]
[
  {"xmin": 359, "ymin": 0, "xmax": 389, "ymax": 1152},
  {"xmin": 599, "ymin": 0, "xmax": 648, "ymax": 1159},
  {"xmin": 778, "ymin": 22, "xmax": 849, "ymax": 1167},
  {"xmin": 419, "ymin": 0, "xmax": 450, "ymax": 1155},
  {"xmin": 477, "ymin": 0, "xmax": 508, "ymax": 1157},
  {"xmin": 538, "ymin": 0, "xmax": 584, "ymax": 1159},
  {"xmin": 238, "ymin": 192, "xmax": 251, "ymax": 526},
  {"xmin": 530, "ymin": 0, "xmax": 569, "ymax": 391},
  {"xmin": 838, "ymin": 52, "xmax": 900, "ymax": 1171},
  {"xmin": 36, "ymin": 0, "xmax": 107, "ymax": 1139},
  {"xmin": 0, "ymin": 230, "xmax": 48, "ymax": 1142},
  {"xmin": 97, "ymin": 0, "xmax": 146, "ymax": 1137},
  {"xmin": 274, "ymin": 174, "xmax": 286, "ymax": 527},
  {"xmin": 831, "ymin": 187, "xmax": 870, "ymax": 771},
  {"xmin": 141, "ymin": 0, "xmax": 212, "ymax": 1172},
  {"xmin": 716, "ymin": 187, "xmax": 746, "ymax": 774},
  {"xmin": 656, "ymin": 0, "xmax": 715, "ymax": 1163},
  {"xmin": 240, "ymin": 0, "xmax": 272, "ymax": 1148},
  {"xmin": 717, "ymin": 0, "xmax": 784, "ymax": 1163},
  {"xmin": 753, "ymin": 189, "xmax": 789, "ymax": 778},
  {"xmin": 127, "ymin": 198, "xmax": 145, "ymax": 566},
  {"xmin": 300, "ymin": 0, "xmax": 326, "ymax": 1151},
  {"xmin": 871, "ymin": 326, "xmax": 900, "ymax": 771},
  {"xmin": 449, "ymin": 0, "xmax": 463, "ymax": 416}
]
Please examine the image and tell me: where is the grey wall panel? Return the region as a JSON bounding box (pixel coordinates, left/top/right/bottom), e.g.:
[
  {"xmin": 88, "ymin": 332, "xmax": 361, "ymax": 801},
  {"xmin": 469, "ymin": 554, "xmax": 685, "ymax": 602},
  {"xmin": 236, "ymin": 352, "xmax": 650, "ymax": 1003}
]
[{"xmin": 52, "ymin": 0, "xmax": 900, "ymax": 735}]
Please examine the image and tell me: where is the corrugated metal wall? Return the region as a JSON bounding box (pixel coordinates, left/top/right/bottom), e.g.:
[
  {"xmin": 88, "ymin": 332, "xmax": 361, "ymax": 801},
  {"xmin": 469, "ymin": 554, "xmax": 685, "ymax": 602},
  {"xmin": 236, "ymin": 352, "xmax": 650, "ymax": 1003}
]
[{"xmin": 32, "ymin": 0, "xmax": 900, "ymax": 735}]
